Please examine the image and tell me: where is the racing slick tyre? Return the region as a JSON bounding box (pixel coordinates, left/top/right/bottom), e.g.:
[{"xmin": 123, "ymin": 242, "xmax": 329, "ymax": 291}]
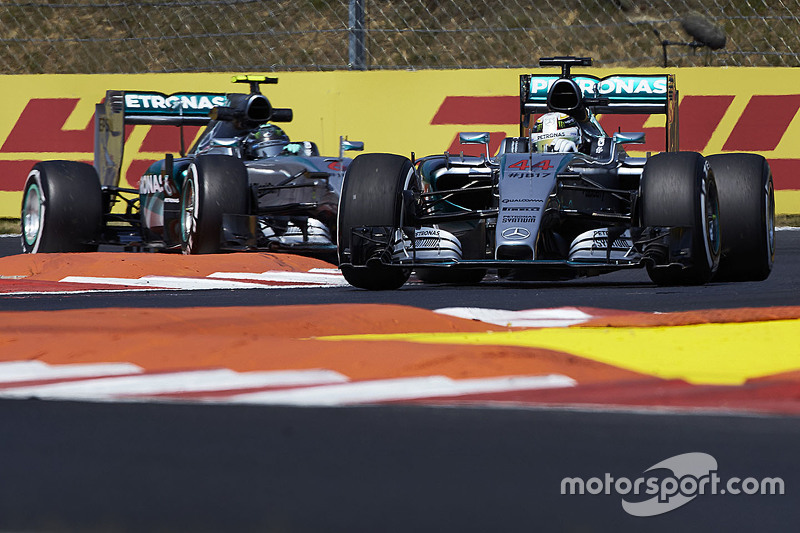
[
  {"xmin": 415, "ymin": 268, "xmax": 486, "ymax": 285},
  {"xmin": 641, "ymin": 152, "xmax": 721, "ymax": 286},
  {"xmin": 181, "ymin": 155, "xmax": 249, "ymax": 254},
  {"xmin": 337, "ymin": 153, "xmax": 416, "ymax": 290},
  {"xmin": 21, "ymin": 161, "xmax": 102, "ymax": 253},
  {"xmin": 706, "ymin": 154, "xmax": 775, "ymax": 282}
]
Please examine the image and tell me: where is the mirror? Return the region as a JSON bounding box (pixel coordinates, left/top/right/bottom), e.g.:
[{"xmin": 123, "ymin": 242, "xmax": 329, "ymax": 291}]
[
  {"xmin": 613, "ymin": 132, "xmax": 646, "ymax": 144},
  {"xmin": 459, "ymin": 132, "xmax": 490, "ymax": 145},
  {"xmin": 341, "ymin": 140, "xmax": 364, "ymax": 152}
]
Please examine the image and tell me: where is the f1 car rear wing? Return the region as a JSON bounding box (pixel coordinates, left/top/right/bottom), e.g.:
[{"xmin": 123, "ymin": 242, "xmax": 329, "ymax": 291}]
[
  {"xmin": 94, "ymin": 90, "xmax": 229, "ymax": 187},
  {"xmin": 94, "ymin": 80, "xmax": 293, "ymax": 188},
  {"xmin": 520, "ymin": 73, "xmax": 679, "ymax": 152}
]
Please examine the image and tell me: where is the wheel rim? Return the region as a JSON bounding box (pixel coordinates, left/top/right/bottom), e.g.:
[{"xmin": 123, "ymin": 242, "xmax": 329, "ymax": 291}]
[
  {"xmin": 702, "ymin": 177, "xmax": 721, "ymax": 265},
  {"xmin": 22, "ymin": 182, "xmax": 43, "ymax": 246},
  {"xmin": 766, "ymin": 179, "xmax": 775, "ymax": 258},
  {"xmin": 181, "ymin": 175, "xmax": 196, "ymax": 244}
]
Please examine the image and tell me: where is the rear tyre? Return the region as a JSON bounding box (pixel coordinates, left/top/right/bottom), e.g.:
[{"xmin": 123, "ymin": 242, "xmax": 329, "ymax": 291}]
[
  {"xmin": 706, "ymin": 154, "xmax": 774, "ymax": 281},
  {"xmin": 337, "ymin": 153, "xmax": 415, "ymax": 290},
  {"xmin": 180, "ymin": 155, "xmax": 249, "ymax": 254},
  {"xmin": 641, "ymin": 152, "xmax": 720, "ymax": 285},
  {"xmin": 415, "ymin": 268, "xmax": 486, "ymax": 285},
  {"xmin": 21, "ymin": 161, "xmax": 102, "ymax": 253}
]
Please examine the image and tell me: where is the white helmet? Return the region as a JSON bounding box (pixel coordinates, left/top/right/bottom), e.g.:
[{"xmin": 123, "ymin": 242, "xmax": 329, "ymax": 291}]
[{"xmin": 530, "ymin": 112, "xmax": 582, "ymax": 153}]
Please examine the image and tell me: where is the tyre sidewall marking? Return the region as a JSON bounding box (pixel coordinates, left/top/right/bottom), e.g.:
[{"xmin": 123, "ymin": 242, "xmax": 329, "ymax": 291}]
[
  {"xmin": 392, "ymin": 164, "xmax": 417, "ymax": 249},
  {"xmin": 396, "ymin": 163, "xmax": 417, "ymax": 278},
  {"xmin": 399, "ymin": 164, "xmax": 417, "ymax": 224},
  {"xmin": 22, "ymin": 169, "xmax": 45, "ymax": 253}
]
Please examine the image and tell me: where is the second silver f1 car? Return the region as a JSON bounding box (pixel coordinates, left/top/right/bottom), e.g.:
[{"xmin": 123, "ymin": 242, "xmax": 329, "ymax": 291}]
[
  {"xmin": 21, "ymin": 76, "xmax": 363, "ymax": 259},
  {"xmin": 337, "ymin": 56, "xmax": 774, "ymax": 289}
]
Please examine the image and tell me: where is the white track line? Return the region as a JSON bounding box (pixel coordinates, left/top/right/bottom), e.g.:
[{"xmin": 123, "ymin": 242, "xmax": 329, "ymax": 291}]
[
  {"xmin": 0, "ymin": 360, "xmax": 142, "ymax": 384},
  {"xmin": 58, "ymin": 272, "xmax": 344, "ymax": 290},
  {"xmin": 0, "ymin": 288, "xmax": 164, "ymax": 295},
  {"xmin": 208, "ymin": 270, "xmax": 348, "ymax": 286},
  {"xmin": 227, "ymin": 374, "xmax": 576, "ymax": 406},
  {"xmin": 59, "ymin": 275, "xmax": 272, "ymax": 290},
  {"xmin": 434, "ymin": 307, "xmax": 595, "ymax": 328},
  {"xmin": 0, "ymin": 360, "xmax": 576, "ymax": 406},
  {"xmin": 0, "ymin": 368, "xmax": 348, "ymax": 399}
]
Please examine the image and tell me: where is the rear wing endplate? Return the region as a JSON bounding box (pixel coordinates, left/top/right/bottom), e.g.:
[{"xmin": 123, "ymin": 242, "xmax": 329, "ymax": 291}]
[
  {"xmin": 94, "ymin": 90, "xmax": 227, "ymax": 187},
  {"xmin": 520, "ymin": 74, "xmax": 679, "ymax": 152}
]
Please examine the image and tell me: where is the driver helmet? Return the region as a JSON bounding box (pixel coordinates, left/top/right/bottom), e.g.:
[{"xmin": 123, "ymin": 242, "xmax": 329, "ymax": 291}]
[
  {"xmin": 248, "ymin": 124, "xmax": 290, "ymax": 157},
  {"xmin": 530, "ymin": 112, "xmax": 582, "ymax": 153}
]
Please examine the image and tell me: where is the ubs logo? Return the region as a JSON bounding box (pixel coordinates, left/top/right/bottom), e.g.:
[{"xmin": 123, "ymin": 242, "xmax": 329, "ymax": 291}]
[{"xmin": 501, "ymin": 227, "xmax": 531, "ymax": 240}]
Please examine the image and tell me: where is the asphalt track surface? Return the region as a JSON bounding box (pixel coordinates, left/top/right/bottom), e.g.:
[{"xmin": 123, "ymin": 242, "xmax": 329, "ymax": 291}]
[
  {"xmin": 1, "ymin": 229, "xmax": 800, "ymax": 312},
  {"xmin": 1, "ymin": 232, "xmax": 799, "ymax": 532},
  {"xmin": 1, "ymin": 399, "xmax": 798, "ymax": 532}
]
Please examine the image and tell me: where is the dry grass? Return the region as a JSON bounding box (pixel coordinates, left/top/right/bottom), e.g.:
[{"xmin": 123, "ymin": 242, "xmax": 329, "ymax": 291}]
[
  {"xmin": 0, "ymin": 1, "xmax": 796, "ymax": 73},
  {"xmin": 0, "ymin": 219, "xmax": 19, "ymax": 234}
]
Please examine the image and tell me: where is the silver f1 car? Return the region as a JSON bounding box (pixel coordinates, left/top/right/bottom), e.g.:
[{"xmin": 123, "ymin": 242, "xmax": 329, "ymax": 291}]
[
  {"xmin": 21, "ymin": 76, "xmax": 363, "ymax": 259},
  {"xmin": 337, "ymin": 57, "xmax": 774, "ymax": 289}
]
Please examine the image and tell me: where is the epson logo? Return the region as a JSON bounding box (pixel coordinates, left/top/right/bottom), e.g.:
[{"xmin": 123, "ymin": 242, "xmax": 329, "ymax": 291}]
[{"xmin": 595, "ymin": 137, "xmax": 606, "ymax": 154}]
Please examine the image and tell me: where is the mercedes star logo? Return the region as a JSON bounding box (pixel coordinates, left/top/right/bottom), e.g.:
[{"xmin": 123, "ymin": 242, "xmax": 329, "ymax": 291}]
[{"xmin": 501, "ymin": 227, "xmax": 531, "ymax": 240}]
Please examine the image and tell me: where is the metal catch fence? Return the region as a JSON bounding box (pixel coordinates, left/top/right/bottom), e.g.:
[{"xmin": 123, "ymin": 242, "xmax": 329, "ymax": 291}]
[{"xmin": 0, "ymin": 0, "xmax": 798, "ymax": 73}]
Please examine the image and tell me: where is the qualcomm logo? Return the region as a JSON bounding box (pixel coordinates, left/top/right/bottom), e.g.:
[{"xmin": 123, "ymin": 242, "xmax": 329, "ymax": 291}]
[
  {"xmin": 560, "ymin": 452, "xmax": 784, "ymax": 517},
  {"xmin": 501, "ymin": 227, "xmax": 531, "ymax": 240}
]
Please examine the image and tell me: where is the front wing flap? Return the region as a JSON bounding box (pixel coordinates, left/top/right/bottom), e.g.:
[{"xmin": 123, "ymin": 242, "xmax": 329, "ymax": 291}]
[{"xmin": 344, "ymin": 225, "xmax": 699, "ymax": 273}]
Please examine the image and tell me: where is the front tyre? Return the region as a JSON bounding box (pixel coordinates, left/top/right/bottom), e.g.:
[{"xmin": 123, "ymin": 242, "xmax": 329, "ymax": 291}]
[
  {"xmin": 706, "ymin": 154, "xmax": 774, "ymax": 281},
  {"xmin": 180, "ymin": 155, "xmax": 249, "ymax": 254},
  {"xmin": 337, "ymin": 153, "xmax": 416, "ymax": 290},
  {"xmin": 641, "ymin": 152, "xmax": 721, "ymax": 285},
  {"xmin": 21, "ymin": 161, "xmax": 102, "ymax": 253}
]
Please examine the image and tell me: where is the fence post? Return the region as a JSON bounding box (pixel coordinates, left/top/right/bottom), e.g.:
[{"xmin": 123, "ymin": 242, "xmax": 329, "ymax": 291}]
[{"xmin": 349, "ymin": 0, "xmax": 366, "ymax": 70}]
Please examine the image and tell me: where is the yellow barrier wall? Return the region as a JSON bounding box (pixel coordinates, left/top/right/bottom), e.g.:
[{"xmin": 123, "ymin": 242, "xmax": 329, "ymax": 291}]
[{"xmin": 1, "ymin": 68, "xmax": 798, "ymax": 217}]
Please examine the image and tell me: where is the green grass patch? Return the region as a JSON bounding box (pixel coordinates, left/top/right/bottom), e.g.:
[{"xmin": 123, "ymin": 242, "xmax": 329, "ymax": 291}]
[
  {"xmin": 0, "ymin": 218, "xmax": 19, "ymax": 234},
  {"xmin": 777, "ymin": 214, "xmax": 800, "ymax": 227}
]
